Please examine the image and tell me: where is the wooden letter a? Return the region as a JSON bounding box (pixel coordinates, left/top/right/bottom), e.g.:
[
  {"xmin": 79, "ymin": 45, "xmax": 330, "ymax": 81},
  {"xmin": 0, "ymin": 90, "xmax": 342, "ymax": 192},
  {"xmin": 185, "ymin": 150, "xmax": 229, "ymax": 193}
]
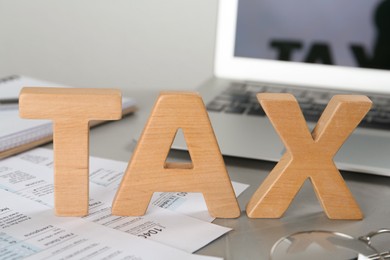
[
  {"xmin": 112, "ymin": 92, "xmax": 240, "ymax": 218},
  {"xmin": 246, "ymin": 93, "xmax": 372, "ymax": 220}
]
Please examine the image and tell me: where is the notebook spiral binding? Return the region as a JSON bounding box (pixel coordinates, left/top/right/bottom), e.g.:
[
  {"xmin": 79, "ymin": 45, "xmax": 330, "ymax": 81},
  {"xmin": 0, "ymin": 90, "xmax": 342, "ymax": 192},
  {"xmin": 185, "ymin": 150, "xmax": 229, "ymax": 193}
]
[{"xmin": 0, "ymin": 75, "xmax": 20, "ymax": 84}]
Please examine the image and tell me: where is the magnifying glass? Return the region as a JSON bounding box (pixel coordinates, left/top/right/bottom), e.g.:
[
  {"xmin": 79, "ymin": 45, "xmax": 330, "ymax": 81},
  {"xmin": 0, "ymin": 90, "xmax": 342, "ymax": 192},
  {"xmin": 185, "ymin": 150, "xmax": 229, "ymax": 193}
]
[{"xmin": 270, "ymin": 229, "xmax": 390, "ymax": 260}]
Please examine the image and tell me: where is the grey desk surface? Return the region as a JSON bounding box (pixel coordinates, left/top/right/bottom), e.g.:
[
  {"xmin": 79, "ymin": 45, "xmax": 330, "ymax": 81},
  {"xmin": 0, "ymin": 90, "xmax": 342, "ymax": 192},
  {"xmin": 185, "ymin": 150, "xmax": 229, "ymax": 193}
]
[{"xmin": 78, "ymin": 89, "xmax": 390, "ymax": 259}]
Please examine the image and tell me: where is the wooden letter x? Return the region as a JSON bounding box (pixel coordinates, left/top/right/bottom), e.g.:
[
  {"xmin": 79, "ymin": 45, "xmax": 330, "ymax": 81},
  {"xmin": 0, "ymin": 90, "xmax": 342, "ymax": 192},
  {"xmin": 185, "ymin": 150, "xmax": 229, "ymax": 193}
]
[
  {"xmin": 112, "ymin": 92, "xmax": 240, "ymax": 218},
  {"xmin": 246, "ymin": 94, "xmax": 372, "ymax": 219},
  {"xmin": 19, "ymin": 87, "xmax": 122, "ymax": 216}
]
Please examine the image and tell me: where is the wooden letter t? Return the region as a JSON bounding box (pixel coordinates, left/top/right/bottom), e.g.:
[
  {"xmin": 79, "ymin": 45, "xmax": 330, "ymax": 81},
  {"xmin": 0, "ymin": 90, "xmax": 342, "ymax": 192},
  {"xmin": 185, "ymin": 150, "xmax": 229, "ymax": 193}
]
[{"xmin": 19, "ymin": 87, "xmax": 122, "ymax": 216}]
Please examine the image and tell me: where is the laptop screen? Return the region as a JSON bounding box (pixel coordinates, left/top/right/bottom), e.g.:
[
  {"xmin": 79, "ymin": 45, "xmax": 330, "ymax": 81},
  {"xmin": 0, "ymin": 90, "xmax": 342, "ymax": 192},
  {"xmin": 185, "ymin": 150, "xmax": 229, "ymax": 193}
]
[{"xmin": 234, "ymin": 0, "xmax": 390, "ymax": 70}]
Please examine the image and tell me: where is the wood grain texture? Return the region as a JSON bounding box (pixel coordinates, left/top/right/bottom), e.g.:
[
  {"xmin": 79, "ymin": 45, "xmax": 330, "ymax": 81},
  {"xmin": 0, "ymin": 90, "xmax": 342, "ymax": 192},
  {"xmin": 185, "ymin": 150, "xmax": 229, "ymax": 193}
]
[
  {"xmin": 246, "ymin": 93, "xmax": 372, "ymax": 220},
  {"xmin": 112, "ymin": 92, "xmax": 240, "ymax": 218},
  {"xmin": 19, "ymin": 87, "xmax": 122, "ymax": 216},
  {"xmin": 1, "ymin": 107, "xmax": 136, "ymax": 160}
]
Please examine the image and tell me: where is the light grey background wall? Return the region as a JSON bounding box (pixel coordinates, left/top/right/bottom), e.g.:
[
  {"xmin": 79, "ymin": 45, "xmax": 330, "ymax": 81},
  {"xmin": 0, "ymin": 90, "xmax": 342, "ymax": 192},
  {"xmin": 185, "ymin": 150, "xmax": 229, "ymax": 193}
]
[{"xmin": 0, "ymin": 0, "xmax": 217, "ymax": 90}]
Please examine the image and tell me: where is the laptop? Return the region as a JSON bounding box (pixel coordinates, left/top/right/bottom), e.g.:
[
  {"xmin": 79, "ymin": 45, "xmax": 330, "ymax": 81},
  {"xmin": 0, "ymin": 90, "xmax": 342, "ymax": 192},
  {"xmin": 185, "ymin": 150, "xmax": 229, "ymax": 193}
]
[{"xmin": 171, "ymin": 0, "xmax": 390, "ymax": 177}]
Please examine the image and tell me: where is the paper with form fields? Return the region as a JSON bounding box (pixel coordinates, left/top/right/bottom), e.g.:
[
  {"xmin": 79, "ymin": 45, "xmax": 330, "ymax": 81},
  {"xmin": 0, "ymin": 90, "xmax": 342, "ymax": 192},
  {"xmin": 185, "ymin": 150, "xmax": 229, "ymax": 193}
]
[
  {"xmin": 0, "ymin": 189, "xmax": 221, "ymax": 260},
  {"xmin": 11, "ymin": 148, "xmax": 249, "ymax": 222},
  {"xmin": 0, "ymin": 148, "xmax": 249, "ymax": 253},
  {"xmin": 0, "ymin": 75, "xmax": 137, "ymax": 159}
]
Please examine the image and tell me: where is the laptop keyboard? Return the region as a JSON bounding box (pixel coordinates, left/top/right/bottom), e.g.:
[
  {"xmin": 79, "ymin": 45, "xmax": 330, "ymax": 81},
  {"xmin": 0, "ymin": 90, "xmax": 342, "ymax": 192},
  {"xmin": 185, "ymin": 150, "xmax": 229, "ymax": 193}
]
[{"xmin": 206, "ymin": 83, "xmax": 390, "ymax": 130}]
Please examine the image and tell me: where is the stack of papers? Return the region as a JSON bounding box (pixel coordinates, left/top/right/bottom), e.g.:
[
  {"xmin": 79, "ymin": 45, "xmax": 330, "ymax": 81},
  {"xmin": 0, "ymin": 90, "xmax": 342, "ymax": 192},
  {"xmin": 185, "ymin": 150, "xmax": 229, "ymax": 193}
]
[
  {"xmin": 0, "ymin": 75, "xmax": 137, "ymax": 159},
  {"xmin": 0, "ymin": 148, "xmax": 249, "ymax": 259}
]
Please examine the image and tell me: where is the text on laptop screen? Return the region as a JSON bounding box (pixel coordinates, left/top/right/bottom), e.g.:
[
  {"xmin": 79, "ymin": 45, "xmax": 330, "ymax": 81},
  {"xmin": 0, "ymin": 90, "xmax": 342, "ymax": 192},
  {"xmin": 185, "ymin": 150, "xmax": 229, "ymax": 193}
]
[{"xmin": 234, "ymin": 0, "xmax": 390, "ymax": 70}]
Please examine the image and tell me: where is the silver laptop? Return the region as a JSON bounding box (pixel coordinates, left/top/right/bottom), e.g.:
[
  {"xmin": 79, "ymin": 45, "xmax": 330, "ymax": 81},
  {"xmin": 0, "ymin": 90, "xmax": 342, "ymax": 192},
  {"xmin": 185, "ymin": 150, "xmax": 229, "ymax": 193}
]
[{"xmin": 173, "ymin": 0, "xmax": 390, "ymax": 177}]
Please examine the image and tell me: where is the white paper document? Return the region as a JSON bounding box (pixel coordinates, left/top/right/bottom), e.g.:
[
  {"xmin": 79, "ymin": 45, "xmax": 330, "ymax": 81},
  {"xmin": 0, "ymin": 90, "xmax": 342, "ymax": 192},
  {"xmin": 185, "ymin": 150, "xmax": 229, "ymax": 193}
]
[
  {"xmin": 11, "ymin": 148, "xmax": 249, "ymax": 222},
  {"xmin": 0, "ymin": 189, "xmax": 221, "ymax": 260},
  {"xmin": 0, "ymin": 148, "xmax": 249, "ymax": 255}
]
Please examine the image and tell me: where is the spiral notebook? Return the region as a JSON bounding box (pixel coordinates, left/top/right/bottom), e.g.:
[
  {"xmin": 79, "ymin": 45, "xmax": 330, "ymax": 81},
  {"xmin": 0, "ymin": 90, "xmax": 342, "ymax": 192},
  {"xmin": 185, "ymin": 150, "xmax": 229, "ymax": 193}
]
[{"xmin": 0, "ymin": 75, "xmax": 137, "ymax": 159}]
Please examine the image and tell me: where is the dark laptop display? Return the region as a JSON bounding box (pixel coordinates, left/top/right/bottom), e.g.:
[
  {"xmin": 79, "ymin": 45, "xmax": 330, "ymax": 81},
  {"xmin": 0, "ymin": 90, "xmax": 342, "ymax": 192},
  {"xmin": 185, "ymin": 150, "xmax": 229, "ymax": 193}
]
[
  {"xmin": 234, "ymin": 0, "xmax": 390, "ymax": 70},
  {"xmin": 206, "ymin": 0, "xmax": 390, "ymax": 129}
]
